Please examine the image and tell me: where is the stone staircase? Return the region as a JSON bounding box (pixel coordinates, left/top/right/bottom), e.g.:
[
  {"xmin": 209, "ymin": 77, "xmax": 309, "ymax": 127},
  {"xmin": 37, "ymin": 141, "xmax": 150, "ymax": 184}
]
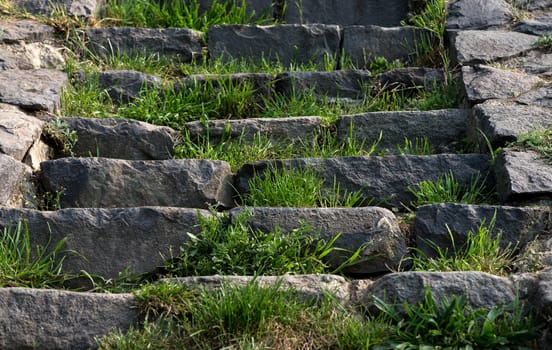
[{"xmin": 0, "ymin": 0, "xmax": 551, "ymax": 348}]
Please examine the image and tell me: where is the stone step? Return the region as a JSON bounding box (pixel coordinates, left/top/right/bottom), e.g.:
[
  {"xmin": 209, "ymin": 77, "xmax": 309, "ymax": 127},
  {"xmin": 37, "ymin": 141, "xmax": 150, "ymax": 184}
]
[
  {"xmin": 39, "ymin": 158, "xmax": 235, "ymax": 209},
  {"xmin": 0, "ymin": 207, "xmax": 215, "ymax": 280},
  {"xmin": 0, "ymin": 287, "xmax": 137, "ymax": 350},
  {"xmin": 229, "ymin": 206, "xmax": 407, "ymax": 274},
  {"xmin": 235, "ymin": 154, "xmax": 491, "ymax": 209}
]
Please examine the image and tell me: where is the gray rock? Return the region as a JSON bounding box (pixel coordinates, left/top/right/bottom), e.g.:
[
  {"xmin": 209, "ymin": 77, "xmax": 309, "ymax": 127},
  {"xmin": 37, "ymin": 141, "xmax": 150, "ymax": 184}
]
[
  {"xmin": 495, "ymin": 149, "xmax": 552, "ymax": 202},
  {"xmin": 13, "ymin": 0, "xmax": 104, "ymax": 19},
  {"xmin": 470, "ymin": 100, "xmax": 552, "ymax": 150},
  {"xmin": 450, "ymin": 30, "xmax": 538, "ymax": 65},
  {"xmin": 274, "ymin": 70, "xmax": 372, "ymax": 100},
  {"xmin": 184, "ymin": 116, "xmax": 322, "ymax": 144},
  {"xmin": 176, "ymin": 73, "xmax": 274, "ymax": 101},
  {"xmin": 461, "ymin": 65, "xmax": 544, "ymax": 104},
  {"xmin": 446, "ymin": 0, "xmax": 513, "ymax": 30},
  {"xmin": 514, "ymin": 14, "xmax": 552, "ymax": 35},
  {"xmin": 0, "ymin": 69, "xmax": 68, "ymax": 112},
  {"xmin": 342, "ymin": 26, "xmax": 419, "ymax": 68},
  {"xmin": 337, "ymin": 109, "xmax": 469, "ymax": 154},
  {"xmin": 282, "ymin": 0, "xmax": 408, "ymax": 26},
  {"xmin": 0, "ymin": 154, "xmax": 31, "ymax": 208},
  {"xmin": 0, "ymin": 288, "xmax": 137, "ymax": 350},
  {"xmin": 0, "ymin": 20, "xmax": 55, "ymax": 43},
  {"xmin": 40, "ymin": 158, "xmax": 235, "ymax": 209},
  {"xmin": 235, "ymin": 154, "xmax": 490, "ymax": 209},
  {"xmin": 373, "ymin": 67, "xmax": 446, "ymax": 93},
  {"xmin": 0, "ymin": 42, "xmax": 65, "ymax": 71},
  {"xmin": 0, "ymin": 104, "xmax": 44, "ymax": 161},
  {"xmin": 23, "ymin": 138, "xmax": 52, "ymax": 171},
  {"xmin": 229, "ymin": 206, "xmax": 407, "ymax": 274},
  {"xmin": 512, "ymin": 0, "xmax": 552, "ymax": 11},
  {"xmin": 503, "ymin": 50, "xmax": 552, "ymax": 78},
  {"xmin": 97, "ymin": 70, "xmax": 163, "ymax": 105},
  {"xmin": 362, "ymin": 271, "xmax": 516, "ymax": 314},
  {"xmin": 516, "ymin": 84, "xmax": 552, "ymax": 108},
  {"xmin": 536, "ymin": 269, "xmax": 552, "ymax": 348},
  {"xmin": 0, "ymin": 45, "xmax": 34, "ymax": 70},
  {"xmin": 207, "ymin": 24, "xmax": 341, "ymax": 68},
  {"xmin": 86, "ymin": 27, "xmax": 203, "ymax": 62},
  {"xmin": 165, "ymin": 274, "xmax": 351, "ymax": 304},
  {"xmin": 414, "ymin": 203, "xmax": 551, "ymax": 257},
  {"xmin": 0, "ymin": 207, "xmax": 215, "ymax": 279},
  {"xmin": 61, "ymin": 117, "xmax": 178, "ymax": 160}
]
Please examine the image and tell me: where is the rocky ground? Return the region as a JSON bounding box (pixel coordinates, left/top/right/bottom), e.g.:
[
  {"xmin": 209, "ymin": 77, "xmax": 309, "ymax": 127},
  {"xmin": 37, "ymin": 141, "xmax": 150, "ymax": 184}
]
[{"xmin": 0, "ymin": 0, "xmax": 551, "ymax": 348}]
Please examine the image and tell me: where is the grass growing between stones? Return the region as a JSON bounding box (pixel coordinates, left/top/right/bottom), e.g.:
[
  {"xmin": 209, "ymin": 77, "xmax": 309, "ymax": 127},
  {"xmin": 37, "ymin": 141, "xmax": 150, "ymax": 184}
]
[
  {"xmin": 100, "ymin": 0, "xmax": 272, "ymax": 30},
  {"xmin": 242, "ymin": 167, "xmax": 366, "ymax": 208},
  {"xmin": 0, "ymin": 221, "xmax": 68, "ymax": 288},
  {"xmin": 409, "ymin": 171, "xmax": 494, "ymax": 207},
  {"xmin": 408, "ymin": 216, "xmax": 517, "ymax": 276},
  {"xmin": 97, "ymin": 281, "xmax": 537, "ymax": 349},
  {"xmin": 512, "ymin": 128, "xmax": 552, "ymax": 163},
  {"xmin": 163, "ymin": 211, "xmax": 362, "ymax": 276}
]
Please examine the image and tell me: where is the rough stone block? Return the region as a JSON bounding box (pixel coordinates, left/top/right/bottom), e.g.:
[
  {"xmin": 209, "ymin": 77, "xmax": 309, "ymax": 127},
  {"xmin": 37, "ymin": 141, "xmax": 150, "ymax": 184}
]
[
  {"xmin": 86, "ymin": 27, "xmax": 203, "ymax": 62},
  {"xmin": 0, "ymin": 69, "xmax": 68, "ymax": 112},
  {"xmin": 229, "ymin": 206, "xmax": 407, "ymax": 274},
  {"xmin": 0, "ymin": 207, "xmax": 215, "ymax": 279},
  {"xmin": 446, "ymin": 0, "xmax": 513, "ymax": 30},
  {"xmin": 495, "ymin": 149, "xmax": 552, "ymax": 202},
  {"xmin": 337, "ymin": 109, "xmax": 469, "ymax": 154},
  {"xmin": 414, "ymin": 203, "xmax": 552, "ymax": 257},
  {"xmin": 274, "ymin": 70, "xmax": 372, "ymax": 99},
  {"xmin": 0, "ymin": 104, "xmax": 43, "ymax": 161},
  {"xmin": 342, "ymin": 26, "xmax": 419, "ymax": 68},
  {"xmin": 470, "ymin": 100, "xmax": 552, "ymax": 150},
  {"xmin": 61, "ymin": 117, "xmax": 178, "ymax": 160},
  {"xmin": 282, "ymin": 0, "xmax": 409, "ymax": 26},
  {"xmin": 0, "ymin": 154, "xmax": 31, "ymax": 208},
  {"xmin": 40, "ymin": 158, "xmax": 235, "ymax": 209},
  {"xmin": 97, "ymin": 70, "xmax": 163, "ymax": 105},
  {"xmin": 184, "ymin": 116, "xmax": 322, "ymax": 145},
  {"xmin": 462, "ymin": 65, "xmax": 544, "ymax": 104},
  {"xmin": 0, "ymin": 20, "xmax": 55, "ymax": 43},
  {"xmin": 207, "ymin": 24, "xmax": 341, "ymax": 68},
  {"xmin": 235, "ymin": 154, "xmax": 490, "ymax": 209},
  {"xmin": 12, "ymin": 0, "xmax": 104, "ymax": 19},
  {"xmin": 450, "ymin": 30, "xmax": 537, "ymax": 65},
  {"xmin": 0, "ymin": 288, "xmax": 137, "ymax": 349},
  {"xmin": 516, "ymin": 84, "xmax": 552, "ymax": 108}
]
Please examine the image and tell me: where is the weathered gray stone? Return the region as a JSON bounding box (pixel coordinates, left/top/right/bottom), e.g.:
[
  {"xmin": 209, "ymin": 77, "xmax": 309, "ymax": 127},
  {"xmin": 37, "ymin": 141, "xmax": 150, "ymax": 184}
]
[
  {"xmin": 0, "ymin": 45, "xmax": 33, "ymax": 70},
  {"xmin": 0, "ymin": 19, "xmax": 55, "ymax": 43},
  {"xmin": 503, "ymin": 50, "xmax": 552, "ymax": 78},
  {"xmin": 337, "ymin": 109, "xmax": 469, "ymax": 154},
  {"xmin": 207, "ymin": 24, "xmax": 341, "ymax": 68},
  {"xmin": 283, "ymin": 0, "xmax": 409, "ymax": 26},
  {"xmin": 0, "ymin": 207, "xmax": 215, "ymax": 279},
  {"xmin": 23, "ymin": 138, "xmax": 52, "ymax": 170},
  {"xmin": 0, "ymin": 154, "xmax": 31, "ymax": 208},
  {"xmin": 0, "ymin": 288, "xmax": 137, "ymax": 350},
  {"xmin": 0, "ymin": 104, "xmax": 44, "ymax": 161},
  {"xmin": 176, "ymin": 73, "xmax": 274, "ymax": 101},
  {"xmin": 514, "ymin": 13, "xmax": 552, "ymax": 35},
  {"xmin": 235, "ymin": 154, "xmax": 490, "ymax": 209},
  {"xmin": 518, "ymin": 0, "xmax": 552, "ymax": 11},
  {"xmin": 0, "ymin": 42, "xmax": 64, "ymax": 70},
  {"xmin": 462, "ymin": 65, "xmax": 544, "ymax": 104},
  {"xmin": 495, "ymin": 149, "xmax": 552, "ymax": 202},
  {"xmin": 342, "ymin": 26, "xmax": 419, "ymax": 68},
  {"xmin": 61, "ymin": 117, "xmax": 178, "ymax": 160},
  {"xmin": 40, "ymin": 158, "xmax": 235, "ymax": 209},
  {"xmin": 184, "ymin": 116, "xmax": 322, "ymax": 145},
  {"xmin": 97, "ymin": 70, "xmax": 163, "ymax": 105},
  {"xmin": 13, "ymin": 0, "xmax": 104, "ymax": 19},
  {"xmin": 451, "ymin": 30, "xmax": 538, "ymax": 65},
  {"xmin": 373, "ymin": 67, "xmax": 446, "ymax": 93},
  {"xmin": 470, "ymin": 100, "xmax": 552, "ymax": 150},
  {"xmin": 362, "ymin": 271, "xmax": 516, "ymax": 314},
  {"xmin": 229, "ymin": 206, "xmax": 406, "ymax": 274},
  {"xmin": 516, "ymin": 84, "xmax": 552, "ymax": 108},
  {"xmin": 274, "ymin": 70, "xmax": 372, "ymax": 100},
  {"xmin": 414, "ymin": 203, "xmax": 552, "ymax": 257},
  {"xmin": 536, "ymin": 269, "xmax": 552, "ymax": 348},
  {"xmin": 165, "ymin": 274, "xmax": 352, "ymax": 304},
  {"xmin": 446, "ymin": 0, "xmax": 513, "ymax": 30},
  {"xmin": 0, "ymin": 69, "xmax": 68, "ymax": 112},
  {"xmin": 86, "ymin": 27, "xmax": 203, "ymax": 62}
]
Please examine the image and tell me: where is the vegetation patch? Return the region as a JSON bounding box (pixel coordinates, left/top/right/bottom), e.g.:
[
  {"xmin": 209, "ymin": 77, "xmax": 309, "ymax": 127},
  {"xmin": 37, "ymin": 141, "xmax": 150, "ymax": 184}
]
[{"xmin": 512, "ymin": 128, "xmax": 552, "ymax": 163}]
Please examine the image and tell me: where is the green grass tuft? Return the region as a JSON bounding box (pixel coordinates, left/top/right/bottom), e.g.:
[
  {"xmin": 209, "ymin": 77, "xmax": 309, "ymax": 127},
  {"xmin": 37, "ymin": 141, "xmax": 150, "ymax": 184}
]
[{"xmin": 512, "ymin": 128, "xmax": 552, "ymax": 163}]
